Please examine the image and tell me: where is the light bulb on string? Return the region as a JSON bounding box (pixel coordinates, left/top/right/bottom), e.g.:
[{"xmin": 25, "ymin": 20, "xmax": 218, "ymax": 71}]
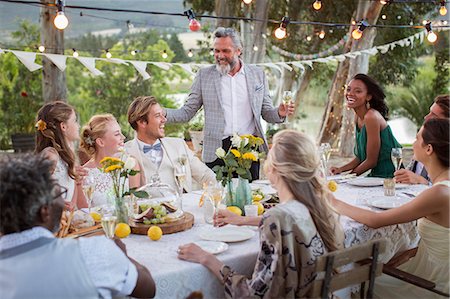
[
  {"xmin": 352, "ymin": 20, "xmax": 368, "ymax": 40},
  {"xmin": 242, "ymin": 0, "xmax": 252, "ymax": 4},
  {"xmin": 380, "ymin": 0, "xmax": 390, "ymax": 4},
  {"xmin": 38, "ymin": 45, "xmax": 45, "ymax": 52},
  {"xmin": 318, "ymin": 30, "xmax": 326, "ymax": 39},
  {"xmin": 209, "ymin": 49, "xmax": 214, "ymax": 56},
  {"xmin": 253, "ymin": 45, "xmax": 259, "ymax": 51},
  {"xmin": 425, "ymin": 22, "xmax": 438, "ymax": 43},
  {"xmin": 306, "ymin": 35, "xmax": 312, "ymax": 41},
  {"xmin": 161, "ymin": 50, "xmax": 168, "ymax": 59},
  {"xmin": 72, "ymin": 48, "xmax": 79, "ymax": 57},
  {"xmin": 131, "ymin": 50, "xmax": 137, "ymax": 56},
  {"xmin": 105, "ymin": 49, "xmax": 112, "ymax": 59},
  {"xmin": 187, "ymin": 49, "xmax": 193, "ymax": 57},
  {"xmin": 312, "ymin": 0, "xmax": 322, "ymax": 10},
  {"xmin": 422, "ymin": 20, "xmax": 428, "ymax": 25},
  {"xmin": 381, "ymin": 14, "xmax": 387, "ymax": 20},
  {"xmin": 54, "ymin": 0, "xmax": 69, "ymax": 30},
  {"xmin": 274, "ymin": 17, "xmax": 289, "ymax": 39},
  {"xmin": 439, "ymin": 1, "xmax": 447, "ymax": 15},
  {"xmin": 184, "ymin": 9, "xmax": 201, "ymax": 31}
]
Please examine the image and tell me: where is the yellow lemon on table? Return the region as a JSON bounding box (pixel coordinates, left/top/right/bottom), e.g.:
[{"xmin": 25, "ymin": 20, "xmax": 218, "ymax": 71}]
[
  {"xmin": 328, "ymin": 180, "xmax": 338, "ymax": 192},
  {"xmin": 252, "ymin": 194, "xmax": 263, "ymax": 202},
  {"xmin": 226, "ymin": 206, "xmax": 242, "ymax": 216},
  {"xmin": 115, "ymin": 223, "xmax": 131, "ymax": 238},
  {"xmin": 252, "ymin": 202, "xmax": 265, "ymax": 215},
  {"xmin": 90, "ymin": 212, "xmax": 101, "ymax": 222},
  {"xmin": 147, "ymin": 226, "xmax": 163, "ymax": 241}
]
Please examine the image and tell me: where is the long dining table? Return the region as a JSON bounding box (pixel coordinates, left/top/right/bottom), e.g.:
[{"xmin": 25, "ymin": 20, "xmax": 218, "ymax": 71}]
[{"xmin": 122, "ymin": 178, "xmax": 428, "ymax": 299}]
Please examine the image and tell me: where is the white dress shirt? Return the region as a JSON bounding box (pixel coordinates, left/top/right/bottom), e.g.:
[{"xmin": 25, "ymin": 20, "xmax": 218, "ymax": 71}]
[
  {"xmin": 221, "ymin": 64, "xmax": 255, "ymax": 138},
  {"xmin": 0, "ymin": 227, "xmax": 138, "ymax": 299}
]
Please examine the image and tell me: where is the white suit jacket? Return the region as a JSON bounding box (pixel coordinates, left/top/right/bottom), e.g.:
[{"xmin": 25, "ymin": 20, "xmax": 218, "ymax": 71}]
[
  {"xmin": 165, "ymin": 63, "xmax": 285, "ymax": 163},
  {"xmin": 124, "ymin": 137, "xmax": 216, "ymax": 192}
]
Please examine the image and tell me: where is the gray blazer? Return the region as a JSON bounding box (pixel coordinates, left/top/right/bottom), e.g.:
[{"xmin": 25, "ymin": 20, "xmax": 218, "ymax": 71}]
[{"xmin": 165, "ymin": 64, "xmax": 284, "ymax": 163}]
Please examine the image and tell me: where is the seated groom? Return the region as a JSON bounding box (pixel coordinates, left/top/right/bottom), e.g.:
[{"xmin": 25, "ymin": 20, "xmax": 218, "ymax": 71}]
[
  {"xmin": 0, "ymin": 154, "xmax": 155, "ymax": 299},
  {"xmin": 125, "ymin": 96, "xmax": 216, "ymax": 192}
]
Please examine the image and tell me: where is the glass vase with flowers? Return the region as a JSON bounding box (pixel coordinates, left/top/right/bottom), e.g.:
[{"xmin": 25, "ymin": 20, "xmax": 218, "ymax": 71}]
[
  {"xmin": 212, "ymin": 134, "xmax": 265, "ymax": 213},
  {"xmin": 100, "ymin": 153, "xmax": 148, "ymax": 224}
]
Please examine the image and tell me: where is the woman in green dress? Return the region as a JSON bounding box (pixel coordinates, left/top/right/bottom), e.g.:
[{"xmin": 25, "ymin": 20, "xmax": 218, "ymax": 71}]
[{"xmin": 330, "ymin": 74, "xmax": 401, "ymax": 178}]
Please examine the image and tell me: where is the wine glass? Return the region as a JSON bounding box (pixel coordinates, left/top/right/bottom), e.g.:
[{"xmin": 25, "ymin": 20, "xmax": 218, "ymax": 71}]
[
  {"xmin": 101, "ymin": 215, "xmax": 117, "ymax": 239},
  {"xmin": 82, "ymin": 170, "xmax": 95, "ymax": 213},
  {"xmin": 319, "ymin": 143, "xmax": 331, "ymax": 178},
  {"xmin": 174, "ymin": 163, "xmax": 187, "ymax": 197},
  {"xmin": 282, "ymin": 91, "xmax": 293, "ymax": 124},
  {"xmin": 391, "ymin": 148, "xmax": 403, "ymax": 171},
  {"xmin": 207, "ymin": 183, "xmax": 225, "ymax": 220}
]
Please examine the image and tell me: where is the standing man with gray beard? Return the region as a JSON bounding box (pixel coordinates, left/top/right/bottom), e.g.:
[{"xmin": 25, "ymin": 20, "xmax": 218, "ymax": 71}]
[{"xmin": 165, "ymin": 27, "xmax": 294, "ymax": 180}]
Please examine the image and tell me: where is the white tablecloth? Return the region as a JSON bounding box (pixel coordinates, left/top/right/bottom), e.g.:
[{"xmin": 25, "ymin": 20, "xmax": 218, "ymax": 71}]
[{"xmin": 124, "ymin": 182, "xmax": 427, "ymax": 299}]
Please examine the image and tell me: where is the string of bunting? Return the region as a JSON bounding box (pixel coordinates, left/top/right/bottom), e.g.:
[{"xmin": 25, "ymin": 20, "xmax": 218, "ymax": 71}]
[{"xmin": 0, "ymin": 27, "xmax": 447, "ymax": 78}]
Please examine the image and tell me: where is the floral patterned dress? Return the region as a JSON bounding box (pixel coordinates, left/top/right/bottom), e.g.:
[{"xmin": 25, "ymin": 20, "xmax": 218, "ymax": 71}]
[{"xmin": 220, "ymin": 200, "xmax": 332, "ymax": 298}]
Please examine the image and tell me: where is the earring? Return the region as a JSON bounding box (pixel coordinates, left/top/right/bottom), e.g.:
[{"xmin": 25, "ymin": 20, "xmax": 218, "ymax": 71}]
[{"xmin": 366, "ymin": 101, "xmax": 370, "ymax": 109}]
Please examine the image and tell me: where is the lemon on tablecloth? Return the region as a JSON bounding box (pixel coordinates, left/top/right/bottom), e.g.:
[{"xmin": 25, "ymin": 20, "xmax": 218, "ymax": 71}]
[
  {"xmin": 90, "ymin": 212, "xmax": 101, "ymax": 222},
  {"xmin": 252, "ymin": 194, "xmax": 263, "ymax": 202},
  {"xmin": 328, "ymin": 180, "xmax": 338, "ymax": 192},
  {"xmin": 226, "ymin": 206, "xmax": 242, "ymax": 216},
  {"xmin": 147, "ymin": 226, "xmax": 163, "ymax": 241},
  {"xmin": 252, "ymin": 202, "xmax": 264, "ymax": 215},
  {"xmin": 115, "ymin": 223, "xmax": 131, "ymax": 238}
]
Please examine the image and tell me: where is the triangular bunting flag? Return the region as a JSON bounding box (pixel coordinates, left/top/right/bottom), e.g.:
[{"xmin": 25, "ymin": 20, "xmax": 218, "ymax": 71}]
[
  {"xmin": 75, "ymin": 57, "xmax": 103, "ymax": 76},
  {"xmin": 175, "ymin": 64, "xmax": 196, "ymax": 76},
  {"xmin": 277, "ymin": 62, "xmax": 293, "ymax": 72},
  {"xmin": 150, "ymin": 62, "xmax": 172, "ymax": 71},
  {"xmin": 334, "ymin": 55, "xmax": 347, "ymax": 62},
  {"xmin": 43, "ymin": 53, "xmax": 67, "ymax": 71},
  {"xmin": 128, "ymin": 60, "xmax": 150, "ymax": 80},
  {"xmin": 10, "ymin": 50, "xmax": 42, "ymax": 72}
]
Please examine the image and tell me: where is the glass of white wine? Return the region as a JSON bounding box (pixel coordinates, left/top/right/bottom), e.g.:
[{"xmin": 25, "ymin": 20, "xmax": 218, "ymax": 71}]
[
  {"xmin": 391, "ymin": 148, "xmax": 403, "ymax": 171},
  {"xmin": 82, "ymin": 170, "xmax": 95, "ymax": 213},
  {"xmin": 282, "ymin": 91, "xmax": 293, "ymax": 124},
  {"xmin": 101, "ymin": 215, "xmax": 117, "ymax": 239},
  {"xmin": 174, "ymin": 164, "xmax": 186, "ymax": 196},
  {"xmin": 207, "ymin": 184, "xmax": 225, "ymax": 220}
]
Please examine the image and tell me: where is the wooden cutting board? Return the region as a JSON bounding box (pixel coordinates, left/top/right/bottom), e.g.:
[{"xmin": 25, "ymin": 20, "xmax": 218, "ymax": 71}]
[{"xmin": 130, "ymin": 212, "xmax": 194, "ymax": 235}]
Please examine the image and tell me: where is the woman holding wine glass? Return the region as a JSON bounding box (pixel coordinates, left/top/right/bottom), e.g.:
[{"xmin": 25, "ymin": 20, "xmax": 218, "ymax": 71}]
[
  {"xmin": 80, "ymin": 114, "xmax": 142, "ymax": 207},
  {"xmin": 330, "ymin": 74, "xmax": 401, "ymax": 178}
]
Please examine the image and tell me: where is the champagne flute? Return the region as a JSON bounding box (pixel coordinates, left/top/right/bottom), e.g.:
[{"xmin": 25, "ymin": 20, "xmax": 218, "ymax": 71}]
[
  {"xmin": 101, "ymin": 215, "xmax": 117, "ymax": 239},
  {"xmin": 208, "ymin": 184, "xmax": 224, "ymax": 220},
  {"xmin": 174, "ymin": 164, "xmax": 187, "ymax": 197},
  {"xmin": 282, "ymin": 91, "xmax": 293, "ymax": 124},
  {"xmin": 319, "ymin": 143, "xmax": 331, "ymax": 178},
  {"xmin": 391, "ymin": 148, "xmax": 403, "ymax": 171},
  {"xmin": 82, "ymin": 171, "xmax": 95, "ymax": 213}
]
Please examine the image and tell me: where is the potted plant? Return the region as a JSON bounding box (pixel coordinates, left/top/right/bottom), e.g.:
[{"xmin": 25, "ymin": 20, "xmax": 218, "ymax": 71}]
[{"xmin": 187, "ymin": 111, "xmax": 204, "ymax": 155}]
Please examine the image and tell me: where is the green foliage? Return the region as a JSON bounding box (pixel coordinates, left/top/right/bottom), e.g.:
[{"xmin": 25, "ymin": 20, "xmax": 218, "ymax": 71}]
[
  {"xmin": 0, "ymin": 20, "xmax": 43, "ymax": 149},
  {"xmin": 386, "ymin": 56, "xmax": 437, "ymax": 127},
  {"xmin": 433, "ymin": 32, "xmax": 450, "ymax": 94}
]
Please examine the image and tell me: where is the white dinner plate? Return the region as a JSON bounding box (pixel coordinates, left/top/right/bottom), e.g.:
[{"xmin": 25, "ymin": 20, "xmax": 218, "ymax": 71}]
[
  {"xmin": 250, "ymin": 184, "xmax": 277, "ymax": 195},
  {"xmin": 193, "ymin": 241, "xmax": 229, "ymax": 254},
  {"xmin": 199, "ymin": 225, "xmax": 255, "ymax": 243},
  {"xmin": 347, "ymin": 177, "xmax": 384, "ymax": 187},
  {"xmin": 252, "ymin": 179, "xmax": 270, "ymax": 185},
  {"xmin": 368, "ymin": 196, "xmax": 411, "ymax": 209}
]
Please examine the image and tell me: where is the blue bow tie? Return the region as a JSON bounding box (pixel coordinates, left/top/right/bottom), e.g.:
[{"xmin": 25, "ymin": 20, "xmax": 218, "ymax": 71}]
[{"xmin": 143, "ymin": 143, "xmax": 162, "ymax": 153}]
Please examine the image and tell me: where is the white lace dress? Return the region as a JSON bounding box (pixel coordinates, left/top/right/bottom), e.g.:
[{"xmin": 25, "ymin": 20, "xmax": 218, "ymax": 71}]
[
  {"xmin": 86, "ymin": 168, "xmax": 130, "ymax": 208},
  {"xmin": 53, "ymin": 158, "xmax": 75, "ymax": 203}
]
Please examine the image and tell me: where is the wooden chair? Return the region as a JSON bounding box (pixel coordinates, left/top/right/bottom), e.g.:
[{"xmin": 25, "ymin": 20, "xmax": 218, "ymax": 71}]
[
  {"xmin": 383, "ymin": 247, "xmax": 449, "ymax": 297},
  {"xmin": 308, "ymin": 239, "xmax": 386, "ymax": 299}
]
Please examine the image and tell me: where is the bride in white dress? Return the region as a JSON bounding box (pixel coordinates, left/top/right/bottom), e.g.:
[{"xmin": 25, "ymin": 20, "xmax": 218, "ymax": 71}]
[
  {"xmin": 332, "ymin": 118, "xmax": 449, "ymax": 298},
  {"xmin": 79, "ymin": 114, "xmax": 142, "ymax": 207}
]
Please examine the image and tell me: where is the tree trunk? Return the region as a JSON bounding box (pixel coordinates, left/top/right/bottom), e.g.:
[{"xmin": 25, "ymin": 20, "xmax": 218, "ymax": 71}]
[
  {"xmin": 215, "ymin": 0, "xmax": 232, "ymax": 28},
  {"xmin": 247, "ymin": 0, "xmax": 269, "ymax": 64},
  {"xmin": 41, "ymin": 0, "xmax": 67, "ymax": 103},
  {"xmin": 338, "ymin": 0, "xmax": 383, "ymax": 156}
]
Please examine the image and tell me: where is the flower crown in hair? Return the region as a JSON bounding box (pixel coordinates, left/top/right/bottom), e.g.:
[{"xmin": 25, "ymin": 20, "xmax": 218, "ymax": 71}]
[
  {"xmin": 84, "ymin": 135, "xmax": 95, "ymax": 146},
  {"xmin": 35, "ymin": 119, "xmax": 47, "ymax": 131}
]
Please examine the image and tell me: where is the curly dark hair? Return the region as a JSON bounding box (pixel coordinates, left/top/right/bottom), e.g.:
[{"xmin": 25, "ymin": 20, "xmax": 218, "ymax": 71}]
[
  {"xmin": 0, "ymin": 154, "xmax": 58, "ymax": 234},
  {"xmin": 422, "ymin": 118, "xmax": 450, "ymax": 168},
  {"xmin": 353, "ymin": 74, "xmax": 389, "ymax": 120}
]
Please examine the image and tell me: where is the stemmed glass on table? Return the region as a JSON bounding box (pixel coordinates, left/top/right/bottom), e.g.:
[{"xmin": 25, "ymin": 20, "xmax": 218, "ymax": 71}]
[
  {"xmin": 282, "ymin": 91, "xmax": 293, "ymax": 124},
  {"xmin": 82, "ymin": 170, "xmax": 95, "ymax": 213},
  {"xmin": 207, "ymin": 183, "xmax": 225, "ymax": 222},
  {"xmin": 174, "ymin": 162, "xmax": 187, "ymax": 211},
  {"xmin": 391, "ymin": 148, "xmax": 403, "ymax": 171},
  {"xmin": 319, "ymin": 143, "xmax": 331, "ymax": 178}
]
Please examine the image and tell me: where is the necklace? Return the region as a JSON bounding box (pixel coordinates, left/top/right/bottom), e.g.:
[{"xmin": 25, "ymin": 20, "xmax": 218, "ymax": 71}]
[{"xmin": 431, "ymin": 169, "xmax": 449, "ymax": 184}]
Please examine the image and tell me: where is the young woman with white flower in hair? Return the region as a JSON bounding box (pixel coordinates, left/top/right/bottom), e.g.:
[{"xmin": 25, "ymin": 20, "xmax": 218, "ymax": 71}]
[{"xmin": 80, "ymin": 114, "xmax": 142, "ymax": 207}]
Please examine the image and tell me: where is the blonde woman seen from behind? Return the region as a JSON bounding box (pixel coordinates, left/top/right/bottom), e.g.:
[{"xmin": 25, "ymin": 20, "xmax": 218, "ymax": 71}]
[
  {"xmin": 332, "ymin": 118, "xmax": 450, "ymax": 298},
  {"xmin": 80, "ymin": 114, "xmax": 142, "ymax": 207},
  {"xmin": 178, "ymin": 130, "xmax": 343, "ymax": 298}
]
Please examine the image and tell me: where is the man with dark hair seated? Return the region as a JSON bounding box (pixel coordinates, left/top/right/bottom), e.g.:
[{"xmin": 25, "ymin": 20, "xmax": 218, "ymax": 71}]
[{"xmin": 0, "ymin": 154, "xmax": 155, "ymax": 299}]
